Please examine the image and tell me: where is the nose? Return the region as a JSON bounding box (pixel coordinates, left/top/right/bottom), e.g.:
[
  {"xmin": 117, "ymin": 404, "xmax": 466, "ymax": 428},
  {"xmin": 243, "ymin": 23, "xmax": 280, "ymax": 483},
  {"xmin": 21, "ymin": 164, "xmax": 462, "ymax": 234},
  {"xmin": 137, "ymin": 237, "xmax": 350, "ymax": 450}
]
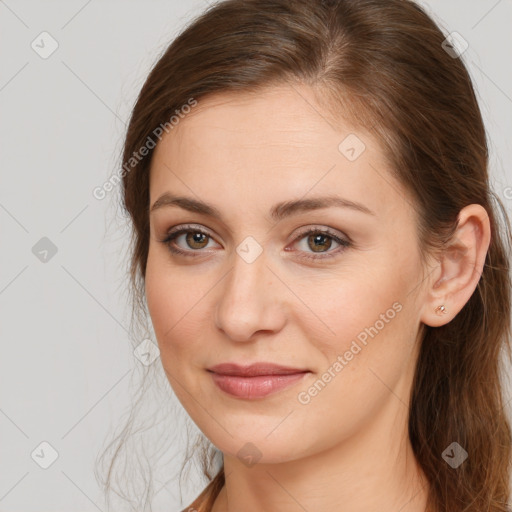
[{"xmin": 214, "ymin": 249, "xmax": 287, "ymax": 343}]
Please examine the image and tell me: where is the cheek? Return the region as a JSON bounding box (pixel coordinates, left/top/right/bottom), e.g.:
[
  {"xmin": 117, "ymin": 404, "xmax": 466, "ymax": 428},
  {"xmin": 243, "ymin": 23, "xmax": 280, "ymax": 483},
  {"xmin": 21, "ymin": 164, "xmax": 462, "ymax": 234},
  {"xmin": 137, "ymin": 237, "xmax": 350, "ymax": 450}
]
[
  {"xmin": 300, "ymin": 250, "xmax": 420, "ymax": 377},
  {"xmin": 289, "ymin": 268, "xmax": 418, "ymax": 446},
  {"xmin": 303, "ymin": 260, "xmax": 405, "ymax": 331},
  {"xmin": 145, "ymin": 251, "xmax": 211, "ymax": 361}
]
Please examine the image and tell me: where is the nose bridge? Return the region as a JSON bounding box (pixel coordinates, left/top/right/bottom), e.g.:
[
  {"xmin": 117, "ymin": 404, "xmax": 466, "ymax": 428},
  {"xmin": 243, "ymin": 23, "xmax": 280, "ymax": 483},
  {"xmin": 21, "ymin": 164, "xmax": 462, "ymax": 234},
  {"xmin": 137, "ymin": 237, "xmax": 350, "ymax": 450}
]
[
  {"xmin": 228, "ymin": 253, "xmax": 266, "ymax": 302},
  {"xmin": 214, "ymin": 239, "xmax": 285, "ymax": 341},
  {"xmin": 227, "ymin": 233, "xmax": 270, "ymax": 297}
]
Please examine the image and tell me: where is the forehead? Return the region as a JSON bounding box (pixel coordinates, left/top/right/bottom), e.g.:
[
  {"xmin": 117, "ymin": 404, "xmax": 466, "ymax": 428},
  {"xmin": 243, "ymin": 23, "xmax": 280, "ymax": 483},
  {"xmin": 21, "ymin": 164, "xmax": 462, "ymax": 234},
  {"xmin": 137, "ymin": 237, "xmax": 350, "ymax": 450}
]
[
  {"xmin": 149, "ymin": 84, "xmax": 402, "ymax": 219},
  {"xmin": 155, "ymin": 84, "xmax": 371, "ymax": 154}
]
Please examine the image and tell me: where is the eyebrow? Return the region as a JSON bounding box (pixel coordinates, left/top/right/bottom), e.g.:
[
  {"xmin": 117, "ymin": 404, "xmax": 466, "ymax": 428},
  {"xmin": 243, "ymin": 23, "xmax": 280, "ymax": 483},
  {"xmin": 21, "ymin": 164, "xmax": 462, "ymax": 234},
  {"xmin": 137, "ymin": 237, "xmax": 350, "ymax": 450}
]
[{"xmin": 150, "ymin": 193, "xmax": 375, "ymax": 222}]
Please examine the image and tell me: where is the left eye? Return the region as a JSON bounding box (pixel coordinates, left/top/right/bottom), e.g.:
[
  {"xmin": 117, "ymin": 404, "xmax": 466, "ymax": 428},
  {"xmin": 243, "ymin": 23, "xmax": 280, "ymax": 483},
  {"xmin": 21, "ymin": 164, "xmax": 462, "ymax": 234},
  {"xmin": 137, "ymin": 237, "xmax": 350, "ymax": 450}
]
[
  {"xmin": 287, "ymin": 228, "xmax": 351, "ymax": 261},
  {"xmin": 160, "ymin": 225, "xmax": 351, "ymax": 261}
]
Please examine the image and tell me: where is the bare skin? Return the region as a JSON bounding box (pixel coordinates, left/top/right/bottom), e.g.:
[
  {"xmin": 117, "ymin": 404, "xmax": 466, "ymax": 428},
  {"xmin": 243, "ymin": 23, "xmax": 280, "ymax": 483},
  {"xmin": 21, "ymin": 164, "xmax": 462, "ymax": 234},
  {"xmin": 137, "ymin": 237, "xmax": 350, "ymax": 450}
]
[{"xmin": 145, "ymin": 83, "xmax": 491, "ymax": 512}]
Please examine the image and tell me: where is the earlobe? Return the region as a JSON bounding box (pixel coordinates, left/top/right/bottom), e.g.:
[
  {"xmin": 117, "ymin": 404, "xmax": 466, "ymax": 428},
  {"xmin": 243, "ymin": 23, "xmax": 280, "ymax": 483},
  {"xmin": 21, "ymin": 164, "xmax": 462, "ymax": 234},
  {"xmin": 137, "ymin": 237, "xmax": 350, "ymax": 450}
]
[
  {"xmin": 420, "ymin": 204, "xmax": 491, "ymax": 327},
  {"xmin": 433, "ymin": 304, "xmax": 448, "ymax": 316}
]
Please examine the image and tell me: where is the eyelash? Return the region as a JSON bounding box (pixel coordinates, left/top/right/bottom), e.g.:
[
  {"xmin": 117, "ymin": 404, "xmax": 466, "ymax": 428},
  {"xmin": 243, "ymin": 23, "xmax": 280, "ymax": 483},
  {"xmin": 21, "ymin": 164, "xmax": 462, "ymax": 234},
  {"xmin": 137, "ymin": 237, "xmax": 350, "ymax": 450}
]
[{"xmin": 159, "ymin": 223, "xmax": 352, "ymax": 261}]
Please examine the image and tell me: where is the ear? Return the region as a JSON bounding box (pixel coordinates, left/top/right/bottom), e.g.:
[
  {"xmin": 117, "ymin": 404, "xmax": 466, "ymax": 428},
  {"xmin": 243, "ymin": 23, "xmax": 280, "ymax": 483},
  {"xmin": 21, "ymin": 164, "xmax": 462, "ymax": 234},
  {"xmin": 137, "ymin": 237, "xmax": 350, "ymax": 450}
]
[{"xmin": 420, "ymin": 204, "xmax": 491, "ymax": 327}]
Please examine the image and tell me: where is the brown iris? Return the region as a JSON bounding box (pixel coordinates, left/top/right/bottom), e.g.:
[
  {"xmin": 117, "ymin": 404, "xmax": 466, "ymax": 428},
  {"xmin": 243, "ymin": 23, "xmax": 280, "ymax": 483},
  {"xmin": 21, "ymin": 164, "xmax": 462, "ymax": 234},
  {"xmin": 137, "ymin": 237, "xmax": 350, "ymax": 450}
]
[
  {"xmin": 308, "ymin": 233, "xmax": 332, "ymax": 253},
  {"xmin": 185, "ymin": 231, "xmax": 209, "ymax": 249}
]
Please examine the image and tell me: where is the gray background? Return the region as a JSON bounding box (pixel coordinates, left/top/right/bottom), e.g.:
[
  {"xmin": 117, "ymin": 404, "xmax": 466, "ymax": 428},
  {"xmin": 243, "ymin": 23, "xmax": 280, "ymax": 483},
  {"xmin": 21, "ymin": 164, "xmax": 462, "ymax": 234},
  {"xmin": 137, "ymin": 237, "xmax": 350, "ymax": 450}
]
[{"xmin": 1, "ymin": 1, "xmax": 511, "ymax": 511}]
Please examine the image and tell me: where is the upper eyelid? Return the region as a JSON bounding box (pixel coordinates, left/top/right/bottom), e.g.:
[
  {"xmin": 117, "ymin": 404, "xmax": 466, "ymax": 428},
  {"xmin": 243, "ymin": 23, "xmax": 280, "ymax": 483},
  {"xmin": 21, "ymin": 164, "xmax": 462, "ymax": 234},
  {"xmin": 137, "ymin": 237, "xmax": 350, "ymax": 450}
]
[
  {"xmin": 165, "ymin": 223, "xmax": 346, "ymax": 237},
  {"xmin": 166, "ymin": 224, "xmax": 219, "ymax": 242}
]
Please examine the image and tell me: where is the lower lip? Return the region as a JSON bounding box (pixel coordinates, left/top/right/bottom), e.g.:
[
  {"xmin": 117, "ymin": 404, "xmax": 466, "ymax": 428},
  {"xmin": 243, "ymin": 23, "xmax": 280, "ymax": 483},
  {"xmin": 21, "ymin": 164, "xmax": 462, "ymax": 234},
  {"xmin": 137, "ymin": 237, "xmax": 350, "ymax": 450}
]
[{"xmin": 209, "ymin": 371, "xmax": 310, "ymax": 399}]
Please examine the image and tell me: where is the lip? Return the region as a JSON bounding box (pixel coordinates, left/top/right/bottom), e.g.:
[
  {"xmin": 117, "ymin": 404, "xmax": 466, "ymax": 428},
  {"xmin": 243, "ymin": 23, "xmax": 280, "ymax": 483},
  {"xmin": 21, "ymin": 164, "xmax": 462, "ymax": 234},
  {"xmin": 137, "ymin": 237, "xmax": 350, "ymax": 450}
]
[
  {"xmin": 207, "ymin": 363, "xmax": 311, "ymax": 399},
  {"xmin": 208, "ymin": 362, "xmax": 310, "ymax": 377}
]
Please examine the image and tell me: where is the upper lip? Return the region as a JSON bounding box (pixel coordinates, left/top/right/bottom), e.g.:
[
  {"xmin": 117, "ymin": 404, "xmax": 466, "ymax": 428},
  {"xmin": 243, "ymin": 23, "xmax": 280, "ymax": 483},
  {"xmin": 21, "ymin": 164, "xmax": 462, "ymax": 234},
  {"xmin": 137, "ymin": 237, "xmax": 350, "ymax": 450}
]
[{"xmin": 208, "ymin": 362, "xmax": 310, "ymax": 377}]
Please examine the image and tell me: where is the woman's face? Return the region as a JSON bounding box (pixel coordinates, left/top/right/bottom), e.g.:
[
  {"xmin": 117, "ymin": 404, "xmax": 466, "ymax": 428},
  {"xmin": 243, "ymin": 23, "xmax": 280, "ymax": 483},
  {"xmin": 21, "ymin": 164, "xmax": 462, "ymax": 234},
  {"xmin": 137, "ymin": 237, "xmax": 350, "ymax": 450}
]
[{"xmin": 145, "ymin": 84, "xmax": 430, "ymax": 464}]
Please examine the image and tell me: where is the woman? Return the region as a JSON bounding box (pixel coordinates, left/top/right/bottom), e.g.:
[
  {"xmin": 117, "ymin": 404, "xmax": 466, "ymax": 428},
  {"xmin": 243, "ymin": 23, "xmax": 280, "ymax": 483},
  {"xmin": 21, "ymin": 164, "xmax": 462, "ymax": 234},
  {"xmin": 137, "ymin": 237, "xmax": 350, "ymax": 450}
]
[{"xmin": 100, "ymin": 0, "xmax": 512, "ymax": 510}]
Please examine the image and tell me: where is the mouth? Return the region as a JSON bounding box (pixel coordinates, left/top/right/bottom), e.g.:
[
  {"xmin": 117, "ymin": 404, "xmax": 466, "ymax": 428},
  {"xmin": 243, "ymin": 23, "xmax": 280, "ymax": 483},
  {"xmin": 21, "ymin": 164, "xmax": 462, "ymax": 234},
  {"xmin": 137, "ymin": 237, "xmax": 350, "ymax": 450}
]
[{"xmin": 207, "ymin": 362, "xmax": 311, "ymax": 399}]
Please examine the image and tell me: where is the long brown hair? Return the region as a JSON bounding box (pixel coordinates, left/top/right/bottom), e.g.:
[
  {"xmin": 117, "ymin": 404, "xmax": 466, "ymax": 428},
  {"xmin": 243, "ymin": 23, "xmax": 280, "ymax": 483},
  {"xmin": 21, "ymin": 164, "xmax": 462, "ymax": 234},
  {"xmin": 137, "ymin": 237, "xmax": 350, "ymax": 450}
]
[{"xmin": 97, "ymin": 1, "xmax": 512, "ymax": 510}]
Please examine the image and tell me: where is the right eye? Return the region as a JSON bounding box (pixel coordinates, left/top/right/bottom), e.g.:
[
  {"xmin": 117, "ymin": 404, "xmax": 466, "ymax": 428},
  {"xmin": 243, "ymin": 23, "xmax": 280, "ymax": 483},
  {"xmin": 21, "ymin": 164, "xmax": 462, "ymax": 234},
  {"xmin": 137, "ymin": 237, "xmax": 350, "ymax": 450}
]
[{"xmin": 160, "ymin": 224, "xmax": 220, "ymax": 257}]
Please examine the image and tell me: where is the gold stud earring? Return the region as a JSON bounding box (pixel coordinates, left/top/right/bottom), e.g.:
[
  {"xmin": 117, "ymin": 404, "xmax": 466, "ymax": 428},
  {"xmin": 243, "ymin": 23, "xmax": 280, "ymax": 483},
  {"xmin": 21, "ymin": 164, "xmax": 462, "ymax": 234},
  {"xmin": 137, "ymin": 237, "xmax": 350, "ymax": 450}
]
[{"xmin": 434, "ymin": 305, "xmax": 447, "ymax": 315}]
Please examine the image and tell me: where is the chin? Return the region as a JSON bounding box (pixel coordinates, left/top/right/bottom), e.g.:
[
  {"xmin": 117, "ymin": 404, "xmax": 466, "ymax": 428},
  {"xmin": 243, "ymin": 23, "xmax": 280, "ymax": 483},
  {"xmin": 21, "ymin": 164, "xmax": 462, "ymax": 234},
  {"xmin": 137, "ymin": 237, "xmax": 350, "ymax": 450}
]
[{"xmin": 199, "ymin": 423, "xmax": 314, "ymax": 466}]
